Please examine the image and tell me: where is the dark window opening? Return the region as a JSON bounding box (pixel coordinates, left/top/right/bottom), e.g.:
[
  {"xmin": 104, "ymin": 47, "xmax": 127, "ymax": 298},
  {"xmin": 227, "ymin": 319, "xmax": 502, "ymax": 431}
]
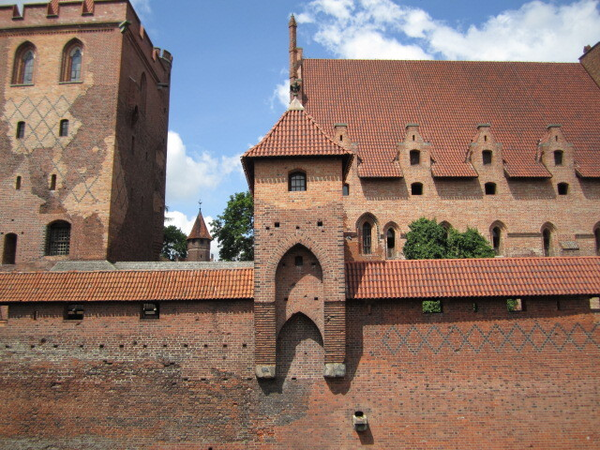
[
  {"xmin": 16, "ymin": 121, "xmax": 25, "ymax": 139},
  {"xmin": 542, "ymin": 228, "xmax": 552, "ymax": 257},
  {"xmin": 65, "ymin": 304, "xmax": 84, "ymax": 320},
  {"xmin": 274, "ymin": 222, "xmax": 280, "ymax": 228},
  {"xmin": 386, "ymin": 228, "xmax": 395, "ymax": 258},
  {"xmin": 141, "ymin": 302, "xmax": 159, "ymax": 319},
  {"xmin": 362, "ymin": 222, "xmax": 372, "ymax": 255},
  {"xmin": 410, "ymin": 150, "xmax": 420, "ymax": 165},
  {"xmin": 411, "ymin": 182, "xmax": 423, "ymax": 196},
  {"xmin": 554, "ymin": 150, "xmax": 563, "ymax": 166},
  {"xmin": 507, "ymin": 298, "xmax": 523, "ymax": 312},
  {"xmin": 46, "ymin": 221, "xmax": 71, "ymax": 256},
  {"xmin": 484, "ymin": 182, "xmax": 496, "ymax": 195},
  {"xmin": 412, "ymin": 135, "xmax": 415, "ymax": 141},
  {"xmin": 289, "ymin": 171, "xmax": 306, "ymax": 191},
  {"xmin": 2, "ymin": 233, "xmax": 17, "ymax": 265},
  {"xmin": 343, "ymin": 183, "xmax": 349, "ymax": 196},
  {"xmin": 15, "ymin": 176, "xmax": 21, "ymax": 190},
  {"xmin": 482, "ymin": 150, "xmax": 492, "ymax": 165},
  {"xmin": 557, "ymin": 182, "xmax": 568, "ymax": 195},
  {"xmin": 59, "ymin": 119, "xmax": 69, "ymax": 137},
  {"xmin": 317, "ymin": 221, "xmax": 323, "ymax": 227},
  {"xmin": 50, "ymin": 174, "xmax": 57, "ymax": 191},
  {"xmin": 294, "ymin": 255, "xmax": 303, "ymax": 266},
  {"xmin": 595, "ymin": 227, "xmax": 600, "ymax": 256},
  {"xmin": 484, "ymin": 135, "xmax": 488, "ymax": 142},
  {"xmin": 492, "ymin": 227, "xmax": 501, "ymax": 255}
]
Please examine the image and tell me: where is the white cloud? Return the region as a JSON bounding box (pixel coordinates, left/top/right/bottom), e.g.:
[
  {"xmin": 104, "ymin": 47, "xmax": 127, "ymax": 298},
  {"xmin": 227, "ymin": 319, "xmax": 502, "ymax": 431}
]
[
  {"xmin": 271, "ymin": 79, "xmax": 291, "ymax": 110},
  {"xmin": 166, "ymin": 131, "xmax": 243, "ymax": 204},
  {"xmin": 302, "ymin": 0, "xmax": 600, "ymax": 62}
]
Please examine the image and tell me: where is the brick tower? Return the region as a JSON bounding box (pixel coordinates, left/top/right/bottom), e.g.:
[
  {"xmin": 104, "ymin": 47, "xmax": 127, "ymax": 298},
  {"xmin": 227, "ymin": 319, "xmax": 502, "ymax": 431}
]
[
  {"xmin": 0, "ymin": 0, "xmax": 172, "ymax": 268},
  {"xmin": 242, "ymin": 97, "xmax": 353, "ymax": 379},
  {"xmin": 186, "ymin": 208, "xmax": 212, "ymax": 262}
]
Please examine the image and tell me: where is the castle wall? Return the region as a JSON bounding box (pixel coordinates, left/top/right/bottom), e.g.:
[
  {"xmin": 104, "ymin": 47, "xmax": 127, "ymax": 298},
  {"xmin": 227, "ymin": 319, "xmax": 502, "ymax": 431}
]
[{"xmin": 0, "ymin": 297, "xmax": 598, "ymax": 449}]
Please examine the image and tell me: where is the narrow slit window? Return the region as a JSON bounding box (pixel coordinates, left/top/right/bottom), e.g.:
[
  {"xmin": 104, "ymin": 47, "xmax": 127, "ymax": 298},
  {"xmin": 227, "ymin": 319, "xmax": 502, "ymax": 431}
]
[
  {"xmin": 50, "ymin": 174, "xmax": 57, "ymax": 191},
  {"xmin": 386, "ymin": 228, "xmax": 395, "ymax": 258},
  {"xmin": 492, "ymin": 226, "xmax": 501, "ymax": 255},
  {"xmin": 16, "ymin": 121, "xmax": 25, "ymax": 139},
  {"xmin": 343, "ymin": 183, "xmax": 349, "ymax": 196},
  {"xmin": 362, "ymin": 222, "xmax": 372, "ymax": 255},
  {"xmin": 59, "ymin": 119, "xmax": 69, "ymax": 137},
  {"xmin": 15, "ymin": 176, "xmax": 21, "ymax": 190}
]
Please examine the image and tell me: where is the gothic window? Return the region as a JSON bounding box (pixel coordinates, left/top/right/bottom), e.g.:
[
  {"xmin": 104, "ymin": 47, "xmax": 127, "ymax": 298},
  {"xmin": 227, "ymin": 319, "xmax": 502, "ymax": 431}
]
[
  {"xmin": 59, "ymin": 119, "xmax": 69, "ymax": 137},
  {"xmin": 410, "ymin": 150, "xmax": 420, "ymax": 165},
  {"xmin": 289, "ymin": 171, "xmax": 306, "ymax": 192},
  {"xmin": 482, "ymin": 150, "xmax": 492, "ymax": 165},
  {"xmin": 386, "ymin": 228, "xmax": 395, "ymax": 259},
  {"xmin": 362, "ymin": 222, "xmax": 372, "ymax": 255},
  {"xmin": 12, "ymin": 43, "xmax": 36, "ymax": 85},
  {"xmin": 554, "ymin": 150, "xmax": 563, "ymax": 166},
  {"xmin": 411, "ymin": 182, "xmax": 423, "ymax": 195},
  {"xmin": 2, "ymin": 234, "xmax": 17, "ymax": 265},
  {"xmin": 484, "ymin": 182, "xmax": 496, "ymax": 195},
  {"xmin": 492, "ymin": 226, "xmax": 501, "ymax": 255},
  {"xmin": 61, "ymin": 40, "xmax": 83, "ymax": 82},
  {"xmin": 542, "ymin": 226, "xmax": 555, "ymax": 257},
  {"xmin": 557, "ymin": 182, "xmax": 568, "ymax": 195},
  {"xmin": 46, "ymin": 221, "xmax": 71, "ymax": 256}
]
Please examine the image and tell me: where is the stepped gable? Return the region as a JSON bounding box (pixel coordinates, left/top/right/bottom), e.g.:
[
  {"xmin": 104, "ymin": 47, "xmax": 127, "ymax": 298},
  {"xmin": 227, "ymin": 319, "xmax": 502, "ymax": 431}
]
[
  {"xmin": 302, "ymin": 59, "xmax": 600, "ymax": 178},
  {"xmin": 346, "ymin": 256, "xmax": 600, "ymax": 300},
  {"xmin": 187, "ymin": 210, "xmax": 212, "ymax": 241},
  {"xmin": 242, "ymin": 99, "xmax": 354, "ymax": 186}
]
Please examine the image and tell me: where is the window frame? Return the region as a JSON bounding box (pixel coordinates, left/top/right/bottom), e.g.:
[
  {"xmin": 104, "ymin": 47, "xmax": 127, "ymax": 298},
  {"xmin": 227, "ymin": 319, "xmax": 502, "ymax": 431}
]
[
  {"xmin": 46, "ymin": 220, "xmax": 71, "ymax": 256},
  {"xmin": 554, "ymin": 150, "xmax": 564, "ymax": 166},
  {"xmin": 12, "ymin": 43, "xmax": 36, "ymax": 85},
  {"xmin": 60, "ymin": 40, "xmax": 84, "ymax": 83},
  {"xmin": 288, "ymin": 171, "xmax": 307, "ymax": 192}
]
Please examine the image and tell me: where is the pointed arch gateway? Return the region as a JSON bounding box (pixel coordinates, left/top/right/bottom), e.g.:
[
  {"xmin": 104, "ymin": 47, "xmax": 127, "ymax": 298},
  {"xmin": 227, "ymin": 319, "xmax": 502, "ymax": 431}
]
[{"xmin": 276, "ymin": 312, "xmax": 324, "ymax": 380}]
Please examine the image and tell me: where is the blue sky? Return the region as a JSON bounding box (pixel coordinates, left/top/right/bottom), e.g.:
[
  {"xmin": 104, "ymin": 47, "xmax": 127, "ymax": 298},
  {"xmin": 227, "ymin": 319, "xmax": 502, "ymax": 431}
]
[{"xmin": 4, "ymin": 0, "xmax": 600, "ymax": 257}]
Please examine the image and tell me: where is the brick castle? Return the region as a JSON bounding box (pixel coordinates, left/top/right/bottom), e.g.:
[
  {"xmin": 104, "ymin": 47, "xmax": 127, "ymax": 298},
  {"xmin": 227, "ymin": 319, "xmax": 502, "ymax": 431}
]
[{"xmin": 1, "ymin": 2, "xmax": 599, "ymax": 449}]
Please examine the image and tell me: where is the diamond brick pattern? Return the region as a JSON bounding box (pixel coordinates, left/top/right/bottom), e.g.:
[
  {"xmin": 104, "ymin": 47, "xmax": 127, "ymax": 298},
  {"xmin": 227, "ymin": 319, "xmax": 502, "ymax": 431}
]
[{"xmin": 381, "ymin": 322, "xmax": 600, "ymax": 355}]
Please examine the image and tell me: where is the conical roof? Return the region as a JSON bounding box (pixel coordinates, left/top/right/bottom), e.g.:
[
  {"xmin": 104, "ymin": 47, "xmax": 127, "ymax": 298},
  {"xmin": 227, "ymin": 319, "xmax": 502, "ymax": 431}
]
[{"xmin": 187, "ymin": 211, "xmax": 212, "ymax": 241}]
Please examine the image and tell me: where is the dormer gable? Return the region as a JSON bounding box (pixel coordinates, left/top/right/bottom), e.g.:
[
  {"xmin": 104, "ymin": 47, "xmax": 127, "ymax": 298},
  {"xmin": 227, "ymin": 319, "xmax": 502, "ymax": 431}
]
[
  {"xmin": 398, "ymin": 123, "xmax": 431, "ymax": 171},
  {"xmin": 467, "ymin": 124, "xmax": 504, "ymax": 175},
  {"xmin": 537, "ymin": 124, "xmax": 575, "ymax": 172}
]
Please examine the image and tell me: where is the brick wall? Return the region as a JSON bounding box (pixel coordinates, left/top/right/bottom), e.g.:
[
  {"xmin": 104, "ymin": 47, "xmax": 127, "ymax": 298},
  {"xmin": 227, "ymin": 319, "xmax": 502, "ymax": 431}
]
[{"xmin": 1, "ymin": 296, "xmax": 598, "ymax": 449}]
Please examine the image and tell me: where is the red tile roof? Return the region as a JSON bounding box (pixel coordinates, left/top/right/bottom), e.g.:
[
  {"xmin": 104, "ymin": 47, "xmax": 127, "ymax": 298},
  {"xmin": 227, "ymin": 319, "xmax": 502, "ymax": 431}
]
[
  {"xmin": 302, "ymin": 59, "xmax": 600, "ymax": 178},
  {"xmin": 0, "ymin": 268, "xmax": 253, "ymax": 302},
  {"xmin": 187, "ymin": 211, "xmax": 212, "ymax": 241},
  {"xmin": 346, "ymin": 257, "xmax": 600, "ymax": 299}
]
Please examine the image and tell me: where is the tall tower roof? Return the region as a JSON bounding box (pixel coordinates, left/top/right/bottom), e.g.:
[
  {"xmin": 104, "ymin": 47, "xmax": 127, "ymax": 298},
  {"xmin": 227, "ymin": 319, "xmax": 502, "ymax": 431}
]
[{"xmin": 187, "ymin": 210, "xmax": 212, "ymax": 241}]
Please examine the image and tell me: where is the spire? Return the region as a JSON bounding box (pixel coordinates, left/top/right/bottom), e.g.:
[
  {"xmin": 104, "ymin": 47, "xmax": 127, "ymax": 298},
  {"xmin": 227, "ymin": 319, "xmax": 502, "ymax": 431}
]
[{"xmin": 187, "ymin": 208, "xmax": 212, "ymax": 241}]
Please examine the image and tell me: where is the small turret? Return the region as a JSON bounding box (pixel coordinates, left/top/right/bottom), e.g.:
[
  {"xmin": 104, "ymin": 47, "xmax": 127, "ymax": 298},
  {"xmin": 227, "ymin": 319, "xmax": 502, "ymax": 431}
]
[{"xmin": 186, "ymin": 207, "xmax": 213, "ymax": 262}]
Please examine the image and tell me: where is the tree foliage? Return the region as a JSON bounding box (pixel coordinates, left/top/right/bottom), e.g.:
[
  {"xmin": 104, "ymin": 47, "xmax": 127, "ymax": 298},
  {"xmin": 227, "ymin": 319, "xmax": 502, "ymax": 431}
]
[
  {"xmin": 403, "ymin": 218, "xmax": 495, "ymax": 260},
  {"xmin": 210, "ymin": 191, "xmax": 254, "ymax": 261},
  {"xmin": 161, "ymin": 225, "xmax": 188, "ymax": 261}
]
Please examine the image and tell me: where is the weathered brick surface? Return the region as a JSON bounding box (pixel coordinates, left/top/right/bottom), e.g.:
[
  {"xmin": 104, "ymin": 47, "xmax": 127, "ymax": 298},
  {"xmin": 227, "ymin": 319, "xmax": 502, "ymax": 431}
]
[
  {"xmin": 1, "ymin": 297, "xmax": 598, "ymax": 449},
  {"xmin": 0, "ymin": 1, "xmax": 170, "ymax": 265}
]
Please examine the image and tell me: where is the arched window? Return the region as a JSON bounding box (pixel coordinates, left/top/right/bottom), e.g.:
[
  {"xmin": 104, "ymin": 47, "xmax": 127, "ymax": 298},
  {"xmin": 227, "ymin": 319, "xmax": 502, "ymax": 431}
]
[
  {"xmin": 542, "ymin": 225, "xmax": 555, "ymax": 257},
  {"xmin": 411, "ymin": 182, "xmax": 423, "ymax": 195},
  {"xmin": 492, "ymin": 226, "xmax": 501, "ymax": 255},
  {"xmin": 12, "ymin": 42, "xmax": 36, "ymax": 85},
  {"xmin": 46, "ymin": 221, "xmax": 71, "ymax": 256},
  {"xmin": 289, "ymin": 171, "xmax": 306, "ymax": 192},
  {"xmin": 2, "ymin": 233, "xmax": 17, "ymax": 264},
  {"xmin": 482, "ymin": 150, "xmax": 492, "ymax": 165},
  {"xmin": 61, "ymin": 40, "xmax": 83, "ymax": 82},
  {"xmin": 410, "ymin": 150, "xmax": 420, "ymax": 165},
  {"xmin": 557, "ymin": 182, "xmax": 568, "ymax": 196},
  {"xmin": 386, "ymin": 228, "xmax": 395, "ymax": 259},
  {"xmin": 362, "ymin": 222, "xmax": 372, "ymax": 255},
  {"xmin": 484, "ymin": 182, "xmax": 496, "ymax": 195},
  {"xmin": 554, "ymin": 150, "xmax": 564, "ymax": 166}
]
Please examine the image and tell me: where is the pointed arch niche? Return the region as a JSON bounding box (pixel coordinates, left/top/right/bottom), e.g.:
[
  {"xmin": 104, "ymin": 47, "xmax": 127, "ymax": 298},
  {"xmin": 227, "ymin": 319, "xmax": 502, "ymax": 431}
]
[
  {"xmin": 276, "ymin": 313, "xmax": 324, "ymax": 380},
  {"xmin": 275, "ymin": 244, "xmax": 324, "ymax": 337}
]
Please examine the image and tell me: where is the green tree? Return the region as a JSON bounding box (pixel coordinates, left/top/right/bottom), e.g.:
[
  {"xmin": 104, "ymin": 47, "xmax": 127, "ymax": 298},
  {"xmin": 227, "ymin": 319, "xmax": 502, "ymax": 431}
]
[
  {"xmin": 403, "ymin": 218, "xmax": 449, "ymax": 260},
  {"xmin": 210, "ymin": 191, "xmax": 254, "ymax": 261},
  {"xmin": 403, "ymin": 218, "xmax": 494, "ymax": 260},
  {"xmin": 161, "ymin": 225, "xmax": 188, "ymax": 261}
]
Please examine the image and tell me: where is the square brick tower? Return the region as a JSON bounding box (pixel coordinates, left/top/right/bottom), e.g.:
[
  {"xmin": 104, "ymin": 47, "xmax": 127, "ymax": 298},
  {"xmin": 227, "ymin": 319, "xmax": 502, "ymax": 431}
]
[{"xmin": 0, "ymin": 0, "xmax": 172, "ymax": 267}]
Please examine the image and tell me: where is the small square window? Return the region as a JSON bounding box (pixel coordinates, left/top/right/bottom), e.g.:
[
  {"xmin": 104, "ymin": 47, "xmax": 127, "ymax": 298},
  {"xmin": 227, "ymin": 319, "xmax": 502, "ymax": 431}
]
[
  {"xmin": 557, "ymin": 182, "xmax": 568, "ymax": 196},
  {"xmin": 141, "ymin": 302, "xmax": 159, "ymax": 319},
  {"xmin": 411, "ymin": 182, "xmax": 423, "ymax": 195},
  {"xmin": 65, "ymin": 304, "xmax": 84, "ymax": 320},
  {"xmin": 422, "ymin": 300, "xmax": 441, "ymax": 313},
  {"xmin": 484, "ymin": 182, "xmax": 496, "ymax": 195},
  {"xmin": 507, "ymin": 298, "xmax": 523, "ymax": 312}
]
